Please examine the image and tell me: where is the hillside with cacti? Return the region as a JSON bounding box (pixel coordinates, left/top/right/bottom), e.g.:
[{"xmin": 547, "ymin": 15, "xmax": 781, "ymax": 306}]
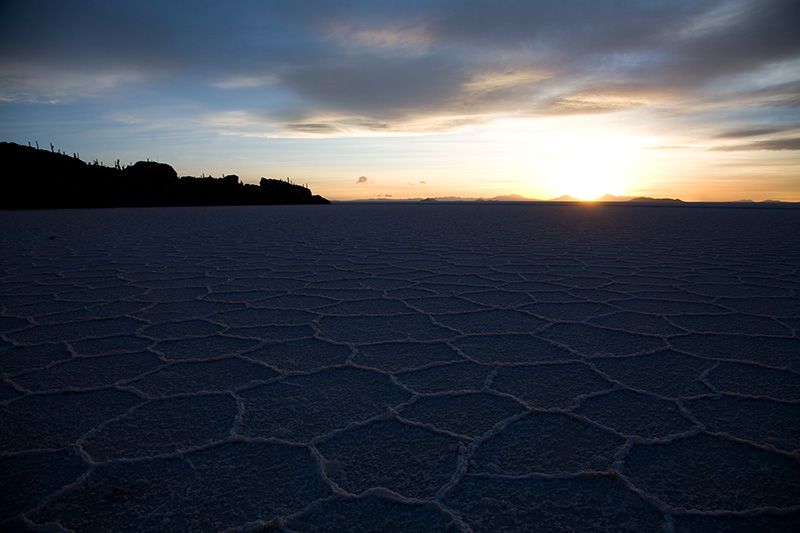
[{"xmin": 1, "ymin": 142, "xmax": 330, "ymax": 208}]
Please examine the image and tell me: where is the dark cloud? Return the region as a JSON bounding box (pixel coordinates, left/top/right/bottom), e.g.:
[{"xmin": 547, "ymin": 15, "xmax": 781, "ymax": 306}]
[
  {"xmin": 711, "ymin": 138, "xmax": 800, "ymax": 151},
  {"xmin": 284, "ymin": 123, "xmax": 344, "ymax": 134},
  {"xmin": 1, "ymin": 0, "xmax": 798, "ymax": 133},
  {"xmin": 356, "ymin": 176, "xmax": 370, "ymax": 184},
  {"xmin": 716, "ymin": 127, "xmax": 794, "ymax": 139}
]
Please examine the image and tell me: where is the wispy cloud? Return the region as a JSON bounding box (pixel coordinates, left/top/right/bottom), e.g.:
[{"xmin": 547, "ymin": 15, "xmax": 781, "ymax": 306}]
[{"xmin": 710, "ymin": 138, "xmax": 800, "ymax": 151}]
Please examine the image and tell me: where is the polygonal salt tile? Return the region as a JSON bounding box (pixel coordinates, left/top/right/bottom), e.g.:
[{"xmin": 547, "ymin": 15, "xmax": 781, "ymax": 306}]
[
  {"xmin": 626, "ymin": 289, "xmax": 713, "ymax": 303},
  {"xmin": 255, "ymin": 293, "xmax": 335, "ymax": 310},
  {"xmin": 30, "ymin": 456, "xmax": 194, "ymax": 532},
  {"xmin": 133, "ymin": 300, "xmax": 241, "ymax": 322},
  {"xmin": 503, "ymin": 281, "xmax": 565, "ymax": 293},
  {"xmin": 11, "ymin": 351, "xmax": 162, "ymax": 392},
  {"xmin": 240, "ymin": 367, "xmax": 410, "ymax": 443},
  {"xmin": 460, "ymin": 290, "xmax": 533, "ymax": 308},
  {"xmin": 172, "ymin": 441, "xmax": 331, "ymax": 531},
  {"xmin": 0, "ymin": 389, "xmax": 143, "ymax": 452},
  {"xmin": 5, "ymin": 317, "xmax": 147, "ymax": 344},
  {"xmin": 224, "ymin": 276, "xmax": 307, "ymax": 291},
  {"xmin": 668, "ymin": 314, "xmax": 792, "ymax": 336},
  {"xmin": 318, "ymin": 298, "xmax": 411, "ymax": 316},
  {"xmin": 567, "ymin": 288, "xmax": 629, "ymax": 302},
  {"xmin": 82, "ymin": 395, "xmax": 238, "ymax": 461},
  {"xmin": 246, "ymin": 338, "xmax": 351, "ymax": 372},
  {"xmin": 353, "ymin": 342, "xmax": 462, "ymax": 372},
  {"xmin": 297, "ymin": 288, "xmax": 387, "ymax": 301},
  {"xmin": 685, "ymin": 396, "xmax": 800, "ymax": 453},
  {"xmin": 706, "ymin": 362, "xmax": 800, "ymax": 401},
  {"xmin": 317, "ymin": 419, "xmax": 462, "ymax": 499},
  {"xmin": 396, "ymin": 362, "xmax": 491, "ymax": 393},
  {"xmin": 54, "ymin": 286, "xmax": 147, "ymax": 302},
  {"xmin": 434, "ymin": 310, "xmax": 547, "ymax": 335},
  {"xmin": 529, "ymin": 290, "xmax": 585, "ymax": 303},
  {"xmin": 673, "ymin": 513, "xmax": 800, "ymax": 533},
  {"xmin": 608, "ymin": 274, "xmax": 678, "ymax": 287},
  {"xmin": 0, "ymin": 316, "xmax": 33, "ymax": 333},
  {"xmin": 4, "ymin": 299, "xmax": 85, "ymax": 319},
  {"xmin": 539, "ymin": 323, "xmax": 665, "ymax": 356},
  {"xmin": 134, "ymin": 276, "xmax": 215, "ymax": 289},
  {"xmin": 622, "ymin": 433, "xmax": 800, "ymax": 511},
  {"xmin": 455, "ymin": 334, "xmax": 576, "ymax": 364},
  {"xmin": 520, "ymin": 301, "xmax": 616, "ymax": 322},
  {"xmin": 69, "ymin": 334, "xmax": 153, "ymax": 356},
  {"xmin": 614, "ymin": 299, "xmax": 728, "ymax": 315},
  {"xmin": 0, "ymin": 343, "xmax": 73, "ymax": 374},
  {"xmin": 400, "ymin": 392, "xmax": 526, "ymax": 438},
  {"xmin": 386, "ymin": 288, "xmax": 437, "ymax": 299},
  {"xmin": 227, "ymin": 324, "xmax": 316, "ymax": 341},
  {"xmin": 554, "ymin": 275, "xmax": 610, "ymax": 289},
  {"xmin": 358, "ymin": 277, "xmax": 415, "ymax": 290},
  {"xmin": 592, "ymin": 351, "xmax": 713, "ymax": 399},
  {"xmin": 717, "ymin": 296, "xmax": 800, "ymax": 318},
  {"xmin": 492, "ymin": 363, "xmax": 612, "ymax": 409},
  {"xmin": 318, "ymin": 314, "xmax": 454, "ymax": 343},
  {"xmin": 0, "ymin": 449, "xmax": 89, "ymax": 522},
  {"xmin": 0, "ymin": 380, "xmax": 22, "ymax": 402},
  {"xmin": 129, "ymin": 358, "xmax": 279, "ymax": 397},
  {"xmin": 215, "ymin": 308, "xmax": 317, "ymax": 327},
  {"xmin": 134, "ymin": 287, "xmax": 210, "ymax": 302},
  {"xmin": 140, "ymin": 319, "xmax": 224, "ymax": 340},
  {"xmin": 417, "ymin": 273, "xmax": 496, "ymax": 289},
  {"xmin": 286, "ymin": 493, "xmax": 454, "ymax": 532},
  {"xmin": 587, "ymin": 311, "xmax": 685, "ymax": 336},
  {"xmin": 575, "ymin": 389, "xmax": 695, "ymax": 439},
  {"xmin": 680, "ymin": 283, "xmax": 789, "ymax": 299},
  {"xmin": 470, "ymin": 413, "xmax": 624, "ymax": 475},
  {"xmin": 42, "ymin": 301, "xmax": 151, "ymax": 324},
  {"xmin": 669, "ymin": 334, "xmax": 800, "ymax": 370},
  {"xmin": 444, "ymin": 474, "xmax": 664, "ymax": 533},
  {"xmin": 155, "ymin": 336, "xmax": 261, "ymax": 361},
  {"xmin": 412, "ymin": 283, "xmax": 484, "ymax": 297},
  {"xmin": 204, "ymin": 289, "xmax": 283, "ymax": 303},
  {"xmin": 404, "ymin": 296, "xmax": 486, "ymax": 314},
  {"xmin": 602, "ymin": 282, "xmax": 671, "ymax": 294}
]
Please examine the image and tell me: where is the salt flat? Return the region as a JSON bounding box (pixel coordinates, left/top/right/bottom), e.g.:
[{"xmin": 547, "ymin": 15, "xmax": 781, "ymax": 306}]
[{"xmin": 1, "ymin": 203, "xmax": 799, "ymax": 532}]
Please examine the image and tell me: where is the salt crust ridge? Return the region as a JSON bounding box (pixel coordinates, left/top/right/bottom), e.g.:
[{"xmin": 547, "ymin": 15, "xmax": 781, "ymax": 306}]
[{"xmin": 1, "ymin": 204, "xmax": 799, "ymax": 531}]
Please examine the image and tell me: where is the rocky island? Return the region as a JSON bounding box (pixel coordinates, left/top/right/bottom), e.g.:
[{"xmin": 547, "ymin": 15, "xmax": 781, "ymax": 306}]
[{"xmin": 1, "ymin": 142, "xmax": 330, "ymax": 208}]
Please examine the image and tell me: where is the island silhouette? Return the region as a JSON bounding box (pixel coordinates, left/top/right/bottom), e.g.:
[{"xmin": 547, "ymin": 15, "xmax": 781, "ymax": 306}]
[{"xmin": 1, "ymin": 142, "xmax": 330, "ymax": 208}]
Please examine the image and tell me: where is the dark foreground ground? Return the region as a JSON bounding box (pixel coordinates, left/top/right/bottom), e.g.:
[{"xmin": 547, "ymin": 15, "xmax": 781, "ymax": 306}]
[{"xmin": 1, "ymin": 204, "xmax": 799, "ymax": 532}]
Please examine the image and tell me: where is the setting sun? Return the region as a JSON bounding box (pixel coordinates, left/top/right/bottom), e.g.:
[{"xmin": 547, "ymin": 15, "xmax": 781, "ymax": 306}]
[{"xmin": 543, "ymin": 137, "xmax": 631, "ymax": 200}]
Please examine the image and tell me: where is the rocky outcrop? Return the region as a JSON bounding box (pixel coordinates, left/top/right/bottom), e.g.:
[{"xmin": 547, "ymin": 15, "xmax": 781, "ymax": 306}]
[{"xmin": 0, "ymin": 142, "xmax": 329, "ymax": 208}]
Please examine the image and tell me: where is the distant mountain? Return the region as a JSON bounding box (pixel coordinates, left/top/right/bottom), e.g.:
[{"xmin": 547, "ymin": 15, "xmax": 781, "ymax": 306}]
[
  {"xmin": 596, "ymin": 193, "xmax": 637, "ymax": 201},
  {"xmin": 489, "ymin": 194, "xmax": 541, "ymax": 201},
  {"xmin": 0, "ymin": 141, "xmax": 329, "ymax": 208},
  {"xmin": 549, "ymin": 194, "xmax": 581, "ymax": 202},
  {"xmin": 627, "ymin": 196, "xmax": 684, "ymax": 203}
]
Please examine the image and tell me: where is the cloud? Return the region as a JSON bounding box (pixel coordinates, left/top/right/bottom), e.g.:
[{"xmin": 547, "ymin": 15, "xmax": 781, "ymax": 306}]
[
  {"xmin": 716, "ymin": 127, "xmax": 794, "ymax": 139},
  {"xmin": 710, "ymin": 138, "xmax": 800, "ymax": 151},
  {"xmin": 356, "ymin": 176, "xmax": 370, "ymax": 184},
  {"xmin": 1, "ymin": 0, "xmax": 798, "ymax": 137}
]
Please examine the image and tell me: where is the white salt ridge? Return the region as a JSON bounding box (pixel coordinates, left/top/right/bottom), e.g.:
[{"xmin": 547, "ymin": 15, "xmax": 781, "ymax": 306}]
[{"xmin": 1, "ymin": 204, "xmax": 799, "ymax": 532}]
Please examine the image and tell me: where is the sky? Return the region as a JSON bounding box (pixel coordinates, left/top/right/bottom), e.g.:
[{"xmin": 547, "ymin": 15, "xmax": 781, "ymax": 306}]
[{"xmin": 1, "ymin": 0, "xmax": 799, "ymax": 202}]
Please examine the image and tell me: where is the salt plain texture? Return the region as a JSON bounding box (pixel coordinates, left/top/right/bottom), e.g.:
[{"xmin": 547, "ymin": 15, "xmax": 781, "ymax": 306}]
[{"xmin": 1, "ymin": 203, "xmax": 799, "ymax": 532}]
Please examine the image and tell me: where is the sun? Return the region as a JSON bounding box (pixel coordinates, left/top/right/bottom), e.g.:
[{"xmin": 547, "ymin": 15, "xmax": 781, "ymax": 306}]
[{"xmin": 543, "ymin": 137, "xmax": 630, "ymax": 200}]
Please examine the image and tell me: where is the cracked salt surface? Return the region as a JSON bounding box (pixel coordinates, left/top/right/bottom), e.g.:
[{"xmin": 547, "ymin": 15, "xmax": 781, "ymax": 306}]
[{"xmin": 1, "ymin": 204, "xmax": 799, "ymax": 532}]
